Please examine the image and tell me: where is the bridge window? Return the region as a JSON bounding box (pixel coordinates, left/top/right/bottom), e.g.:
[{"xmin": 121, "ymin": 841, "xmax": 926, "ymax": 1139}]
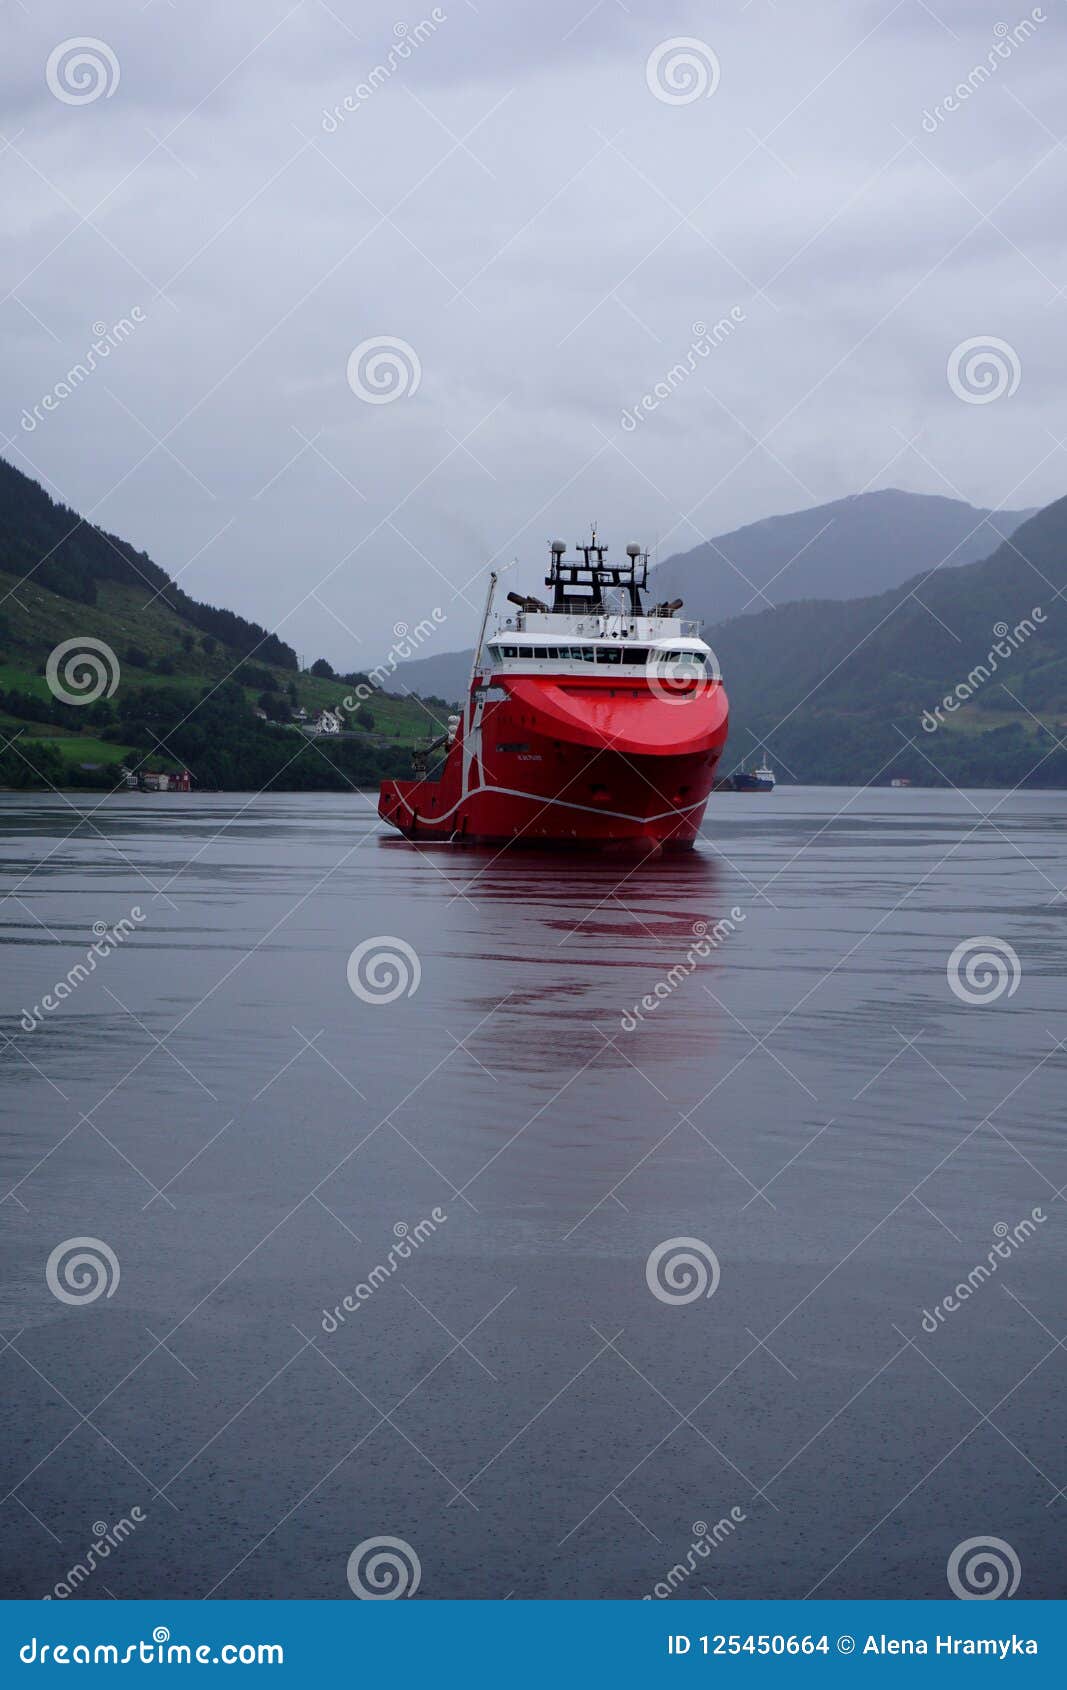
[{"xmin": 655, "ymin": 649, "xmax": 706, "ymax": 666}]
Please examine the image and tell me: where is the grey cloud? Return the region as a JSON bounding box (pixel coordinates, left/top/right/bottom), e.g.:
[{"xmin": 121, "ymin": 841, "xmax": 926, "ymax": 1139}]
[{"xmin": 3, "ymin": 0, "xmax": 1065, "ymax": 665}]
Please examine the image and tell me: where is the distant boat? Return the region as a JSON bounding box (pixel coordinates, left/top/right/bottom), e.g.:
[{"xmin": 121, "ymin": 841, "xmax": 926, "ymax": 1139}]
[{"xmin": 733, "ymin": 760, "xmax": 775, "ymax": 793}]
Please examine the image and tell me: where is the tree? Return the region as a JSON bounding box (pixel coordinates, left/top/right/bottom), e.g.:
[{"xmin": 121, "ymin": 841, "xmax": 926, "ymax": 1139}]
[
  {"xmin": 181, "ymin": 632, "xmax": 195, "ymax": 653},
  {"xmin": 238, "ymin": 663, "xmax": 275, "ymax": 691},
  {"xmin": 125, "ymin": 644, "xmax": 149, "ymax": 667},
  {"xmin": 310, "ymin": 657, "xmax": 336, "ymax": 679},
  {"xmin": 356, "ymin": 705, "xmax": 375, "ymax": 730},
  {"xmin": 201, "ymin": 635, "xmax": 217, "ymax": 656}
]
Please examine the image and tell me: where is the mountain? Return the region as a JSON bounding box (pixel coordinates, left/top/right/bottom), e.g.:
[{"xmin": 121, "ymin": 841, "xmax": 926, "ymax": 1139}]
[
  {"xmin": 0, "ymin": 458, "xmax": 444, "ymax": 790},
  {"xmin": 395, "ymin": 490, "xmax": 1067, "ymax": 788},
  {"xmin": 0, "ymin": 457, "xmax": 298, "ymax": 670},
  {"xmin": 647, "ymin": 488, "xmax": 1035, "ymax": 625},
  {"xmin": 395, "ymin": 490, "xmax": 1036, "ymax": 703},
  {"xmin": 714, "ymin": 494, "xmax": 1067, "ymax": 787},
  {"xmin": 6, "ymin": 454, "xmax": 1061, "ymax": 792}
]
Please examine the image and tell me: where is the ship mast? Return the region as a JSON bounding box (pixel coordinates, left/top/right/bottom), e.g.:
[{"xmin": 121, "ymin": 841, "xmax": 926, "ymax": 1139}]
[
  {"xmin": 471, "ymin": 569, "xmax": 498, "ymax": 680},
  {"xmin": 545, "ymin": 529, "xmax": 648, "ymax": 615}
]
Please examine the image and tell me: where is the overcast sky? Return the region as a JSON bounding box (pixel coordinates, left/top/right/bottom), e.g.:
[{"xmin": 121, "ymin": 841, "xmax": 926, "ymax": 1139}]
[{"xmin": 4, "ymin": 0, "xmax": 1066, "ymax": 666}]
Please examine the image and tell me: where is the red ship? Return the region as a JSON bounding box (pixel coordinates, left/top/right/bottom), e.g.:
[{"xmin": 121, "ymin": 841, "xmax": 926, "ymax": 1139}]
[{"xmin": 378, "ymin": 532, "xmax": 729, "ymax": 851}]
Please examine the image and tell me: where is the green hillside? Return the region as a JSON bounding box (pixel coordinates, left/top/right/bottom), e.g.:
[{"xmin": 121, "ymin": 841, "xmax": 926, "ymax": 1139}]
[
  {"xmin": 0, "ymin": 459, "xmax": 449, "ymax": 791},
  {"xmin": 713, "ymin": 494, "xmax": 1067, "ymax": 787}
]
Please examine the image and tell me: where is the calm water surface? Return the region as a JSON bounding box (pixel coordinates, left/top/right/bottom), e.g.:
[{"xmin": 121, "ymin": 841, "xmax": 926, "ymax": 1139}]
[{"xmin": 1, "ymin": 787, "xmax": 1065, "ymax": 1599}]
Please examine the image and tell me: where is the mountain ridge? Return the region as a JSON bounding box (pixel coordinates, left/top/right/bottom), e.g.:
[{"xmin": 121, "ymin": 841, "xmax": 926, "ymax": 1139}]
[
  {"xmin": 714, "ymin": 492, "xmax": 1067, "ymax": 786},
  {"xmin": 392, "ymin": 488, "xmax": 1037, "ymax": 705},
  {"xmin": 0, "ymin": 457, "xmax": 442, "ymax": 790},
  {"xmin": 648, "ymin": 487, "xmax": 1036, "ymax": 622}
]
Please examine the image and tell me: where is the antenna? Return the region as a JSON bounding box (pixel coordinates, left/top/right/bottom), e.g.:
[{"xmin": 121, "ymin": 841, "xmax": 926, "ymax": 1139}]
[{"xmin": 546, "ymin": 529, "xmax": 646, "ymax": 615}]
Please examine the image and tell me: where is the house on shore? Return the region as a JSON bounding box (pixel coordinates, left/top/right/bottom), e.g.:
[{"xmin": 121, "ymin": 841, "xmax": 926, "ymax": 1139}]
[{"xmin": 137, "ymin": 769, "xmax": 192, "ymax": 792}]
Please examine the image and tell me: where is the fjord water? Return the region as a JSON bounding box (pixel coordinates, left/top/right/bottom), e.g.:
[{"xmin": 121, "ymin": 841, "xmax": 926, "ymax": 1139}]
[{"xmin": 1, "ymin": 787, "xmax": 1065, "ymax": 1600}]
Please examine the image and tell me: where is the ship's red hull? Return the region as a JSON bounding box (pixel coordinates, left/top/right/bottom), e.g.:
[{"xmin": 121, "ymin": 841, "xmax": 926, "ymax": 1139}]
[{"xmin": 379, "ymin": 674, "xmax": 729, "ymax": 849}]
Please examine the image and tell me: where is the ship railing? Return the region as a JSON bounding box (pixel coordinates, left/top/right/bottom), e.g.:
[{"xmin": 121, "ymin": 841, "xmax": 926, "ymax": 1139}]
[{"xmin": 494, "ymin": 614, "xmax": 705, "ymax": 636}]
